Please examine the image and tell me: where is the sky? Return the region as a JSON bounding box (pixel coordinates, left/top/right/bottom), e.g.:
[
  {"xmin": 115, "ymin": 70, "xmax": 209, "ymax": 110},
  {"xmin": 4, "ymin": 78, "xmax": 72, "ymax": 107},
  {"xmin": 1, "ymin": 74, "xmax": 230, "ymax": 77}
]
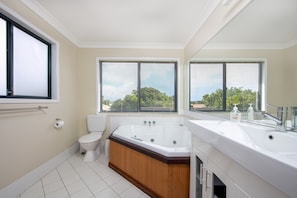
[
  {"xmin": 101, "ymin": 62, "xmax": 175, "ymax": 102},
  {"xmin": 190, "ymin": 63, "xmax": 259, "ymax": 101}
]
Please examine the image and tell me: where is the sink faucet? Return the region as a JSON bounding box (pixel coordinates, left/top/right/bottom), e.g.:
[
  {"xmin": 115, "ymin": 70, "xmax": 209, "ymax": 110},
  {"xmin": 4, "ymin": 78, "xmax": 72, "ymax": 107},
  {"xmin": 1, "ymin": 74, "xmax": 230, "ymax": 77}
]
[{"xmin": 262, "ymin": 106, "xmax": 288, "ymax": 131}]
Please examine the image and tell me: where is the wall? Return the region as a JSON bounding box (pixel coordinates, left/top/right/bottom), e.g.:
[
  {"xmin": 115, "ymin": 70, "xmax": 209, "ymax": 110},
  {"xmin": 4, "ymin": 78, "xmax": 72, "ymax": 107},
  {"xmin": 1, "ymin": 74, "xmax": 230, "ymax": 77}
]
[
  {"xmin": 283, "ymin": 45, "xmax": 297, "ymax": 106},
  {"xmin": 0, "ymin": 0, "xmax": 79, "ymax": 189},
  {"xmin": 77, "ymin": 48, "xmax": 184, "ymax": 138}
]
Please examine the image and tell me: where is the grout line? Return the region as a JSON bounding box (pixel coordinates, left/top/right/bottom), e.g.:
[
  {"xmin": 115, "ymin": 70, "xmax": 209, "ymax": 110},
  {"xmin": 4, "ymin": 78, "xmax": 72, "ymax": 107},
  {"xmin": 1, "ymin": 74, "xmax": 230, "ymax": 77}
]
[
  {"xmin": 67, "ymin": 154, "xmax": 98, "ymax": 197},
  {"xmin": 56, "ymin": 166, "xmax": 71, "ymax": 197}
]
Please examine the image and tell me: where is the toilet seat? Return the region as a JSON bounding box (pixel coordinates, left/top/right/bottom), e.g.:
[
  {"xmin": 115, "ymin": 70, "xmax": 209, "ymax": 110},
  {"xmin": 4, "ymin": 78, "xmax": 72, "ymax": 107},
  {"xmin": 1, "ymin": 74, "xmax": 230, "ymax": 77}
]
[{"xmin": 79, "ymin": 133, "xmax": 102, "ymax": 144}]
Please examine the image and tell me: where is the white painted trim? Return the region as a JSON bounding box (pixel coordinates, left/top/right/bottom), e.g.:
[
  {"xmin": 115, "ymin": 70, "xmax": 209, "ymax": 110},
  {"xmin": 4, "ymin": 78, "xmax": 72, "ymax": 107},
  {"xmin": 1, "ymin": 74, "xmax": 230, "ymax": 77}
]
[
  {"xmin": 203, "ymin": 41, "xmax": 297, "ymax": 50},
  {"xmin": 0, "ymin": 143, "xmax": 79, "ymax": 198}
]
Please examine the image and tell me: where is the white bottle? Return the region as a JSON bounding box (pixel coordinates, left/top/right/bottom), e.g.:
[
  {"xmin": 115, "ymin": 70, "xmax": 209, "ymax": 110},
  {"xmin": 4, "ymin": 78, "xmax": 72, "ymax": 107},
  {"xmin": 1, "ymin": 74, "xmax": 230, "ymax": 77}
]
[
  {"xmin": 230, "ymin": 104, "xmax": 241, "ymax": 122},
  {"xmin": 247, "ymin": 103, "xmax": 254, "ymax": 121}
]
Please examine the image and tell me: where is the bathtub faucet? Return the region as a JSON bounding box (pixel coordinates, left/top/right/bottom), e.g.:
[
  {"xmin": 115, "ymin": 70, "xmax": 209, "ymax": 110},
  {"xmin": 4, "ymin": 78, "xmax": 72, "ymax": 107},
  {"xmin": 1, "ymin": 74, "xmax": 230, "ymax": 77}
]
[{"xmin": 144, "ymin": 120, "xmax": 156, "ymax": 126}]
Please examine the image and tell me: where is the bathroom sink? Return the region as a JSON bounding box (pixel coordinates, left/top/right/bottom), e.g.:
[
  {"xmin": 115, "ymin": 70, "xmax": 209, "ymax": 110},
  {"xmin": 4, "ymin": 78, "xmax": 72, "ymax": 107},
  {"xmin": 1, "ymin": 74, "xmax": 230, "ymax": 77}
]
[
  {"xmin": 189, "ymin": 120, "xmax": 297, "ymax": 154},
  {"xmin": 187, "ymin": 120, "xmax": 297, "ymax": 198}
]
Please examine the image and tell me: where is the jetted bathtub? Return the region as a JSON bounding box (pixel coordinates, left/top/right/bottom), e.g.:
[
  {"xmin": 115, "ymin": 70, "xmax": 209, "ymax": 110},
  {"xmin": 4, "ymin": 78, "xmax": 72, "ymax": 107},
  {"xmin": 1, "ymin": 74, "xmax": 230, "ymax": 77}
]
[{"xmin": 108, "ymin": 124, "xmax": 191, "ymax": 198}]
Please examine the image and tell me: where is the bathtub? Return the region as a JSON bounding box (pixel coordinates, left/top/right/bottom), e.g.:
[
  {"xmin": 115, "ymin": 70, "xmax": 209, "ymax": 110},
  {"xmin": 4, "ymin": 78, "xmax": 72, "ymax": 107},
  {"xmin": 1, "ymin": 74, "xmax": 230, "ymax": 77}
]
[
  {"xmin": 110, "ymin": 124, "xmax": 191, "ymax": 158},
  {"xmin": 109, "ymin": 124, "xmax": 191, "ymax": 197}
]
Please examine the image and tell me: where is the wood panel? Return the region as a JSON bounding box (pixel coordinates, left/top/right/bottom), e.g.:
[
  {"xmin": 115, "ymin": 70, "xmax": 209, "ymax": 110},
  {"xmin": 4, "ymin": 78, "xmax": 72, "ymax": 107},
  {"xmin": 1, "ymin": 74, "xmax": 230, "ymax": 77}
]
[{"xmin": 109, "ymin": 140, "xmax": 189, "ymax": 198}]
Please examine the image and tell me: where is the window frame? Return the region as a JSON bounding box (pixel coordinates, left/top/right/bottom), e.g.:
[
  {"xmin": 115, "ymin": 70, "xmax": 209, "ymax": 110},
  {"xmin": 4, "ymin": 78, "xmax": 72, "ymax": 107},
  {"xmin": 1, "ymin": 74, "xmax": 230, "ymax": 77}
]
[
  {"xmin": 98, "ymin": 60, "xmax": 178, "ymax": 113},
  {"xmin": 0, "ymin": 13, "xmax": 51, "ymax": 99},
  {"xmin": 189, "ymin": 60, "xmax": 264, "ymax": 112},
  {"xmin": 0, "ymin": 5, "xmax": 59, "ymax": 103}
]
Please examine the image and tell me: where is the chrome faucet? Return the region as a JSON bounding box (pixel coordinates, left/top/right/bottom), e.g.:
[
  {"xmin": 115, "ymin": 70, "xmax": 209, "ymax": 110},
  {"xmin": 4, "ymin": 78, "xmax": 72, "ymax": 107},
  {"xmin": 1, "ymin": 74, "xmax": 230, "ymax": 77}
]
[{"xmin": 262, "ymin": 106, "xmax": 288, "ymax": 131}]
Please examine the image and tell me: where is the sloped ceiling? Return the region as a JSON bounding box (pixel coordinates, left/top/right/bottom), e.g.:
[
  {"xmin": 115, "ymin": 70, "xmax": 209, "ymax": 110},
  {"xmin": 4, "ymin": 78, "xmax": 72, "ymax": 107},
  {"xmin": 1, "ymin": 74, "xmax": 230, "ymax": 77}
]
[{"xmin": 205, "ymin": 0, "xmax": 297, "ymax": 49}]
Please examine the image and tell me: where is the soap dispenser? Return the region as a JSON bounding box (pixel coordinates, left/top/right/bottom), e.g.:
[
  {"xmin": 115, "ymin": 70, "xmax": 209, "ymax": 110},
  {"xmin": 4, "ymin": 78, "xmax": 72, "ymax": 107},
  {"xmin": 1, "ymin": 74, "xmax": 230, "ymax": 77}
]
[
  {"xmin": 230, "ymin": 104, "xmax": 241, "ymax": 122},
  {"xmin": 247, "ymin": 103, "xmax": 254, "ymax": 121}
]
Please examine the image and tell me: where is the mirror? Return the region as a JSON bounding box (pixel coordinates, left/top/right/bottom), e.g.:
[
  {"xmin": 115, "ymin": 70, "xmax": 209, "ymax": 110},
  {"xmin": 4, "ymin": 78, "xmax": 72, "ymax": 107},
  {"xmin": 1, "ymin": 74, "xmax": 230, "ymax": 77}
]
[{"xmin": 190, "ymin": 0, "xmax": 297, "ymax": 125}]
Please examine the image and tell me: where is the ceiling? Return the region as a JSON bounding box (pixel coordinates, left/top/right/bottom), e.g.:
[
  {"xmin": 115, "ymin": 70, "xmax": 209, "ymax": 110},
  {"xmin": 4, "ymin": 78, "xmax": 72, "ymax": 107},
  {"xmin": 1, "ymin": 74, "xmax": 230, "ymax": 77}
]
[
  {"xmin": 22, "ymin": 0, "xmax": 297, "ymax": 49},
  {"xmin": 205, "ymin": 0, "xmax": 297, "ymax": 49}
]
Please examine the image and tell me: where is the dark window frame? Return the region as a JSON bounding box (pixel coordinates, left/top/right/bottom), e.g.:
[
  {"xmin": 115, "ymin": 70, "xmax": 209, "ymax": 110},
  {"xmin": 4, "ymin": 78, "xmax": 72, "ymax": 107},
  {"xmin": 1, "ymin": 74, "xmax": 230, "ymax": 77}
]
[
  {"xmin": 189, "ymin": 61, "xmax": 263, "ymax": 112},
  {"xmin": 0, "ymin": 13, "xmax": 52, "ymax": 99},
  {"xmin": 99, "ymin": 60, "xmax": 178, "ymax": 112}
]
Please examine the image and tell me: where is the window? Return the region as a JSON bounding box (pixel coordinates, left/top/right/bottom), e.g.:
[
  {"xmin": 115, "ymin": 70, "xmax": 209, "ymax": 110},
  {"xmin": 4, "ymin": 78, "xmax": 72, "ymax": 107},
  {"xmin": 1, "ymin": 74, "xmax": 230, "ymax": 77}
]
[
  {"xmin": 189, "ymin": 62, "xmax": 263, "ymax": 112},
  {"xmin": 0, "ymin": 13, "xmax": 51, "ymax": 99},
  {"xmin": 100, "ymin": 61, "xmax": 177, "ymax": 112}
]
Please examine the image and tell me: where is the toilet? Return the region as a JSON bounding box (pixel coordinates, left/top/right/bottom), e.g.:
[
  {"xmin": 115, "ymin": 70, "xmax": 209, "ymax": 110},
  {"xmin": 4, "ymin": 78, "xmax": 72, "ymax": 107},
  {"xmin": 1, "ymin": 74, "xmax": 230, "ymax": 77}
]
[{"xmin": 79, "ymin": 114, "xmax": 106, "ymax": 162}]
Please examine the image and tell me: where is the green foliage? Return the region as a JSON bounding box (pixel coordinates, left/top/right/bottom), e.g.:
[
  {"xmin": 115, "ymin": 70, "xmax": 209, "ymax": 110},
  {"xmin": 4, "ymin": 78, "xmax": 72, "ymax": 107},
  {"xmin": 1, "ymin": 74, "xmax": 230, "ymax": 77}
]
[
  {"xmin": 192, "ymin": 87, "xmax": 256, "ymax": 111},
  {"xmin": 140, "ymin": 87, "xmax": 173, "ymax": 108},
  {"xmin": 107, "ymin": 87, "xmax": 174, "ymax": 112},
  {"xmin": 226, "ymin": 87, "xmax": 256, "ymax": 110}
]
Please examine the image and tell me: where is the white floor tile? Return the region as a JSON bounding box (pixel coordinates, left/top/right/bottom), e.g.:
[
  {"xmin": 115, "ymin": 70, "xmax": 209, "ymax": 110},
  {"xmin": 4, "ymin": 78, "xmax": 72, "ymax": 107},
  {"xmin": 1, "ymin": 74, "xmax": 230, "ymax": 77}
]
[
  {"xmin": 19, "ymin": 153, "xmax": 150, "ymax": 198},
  {"xmin": 20, "ymin": 181, "xmax": 44, "ymax": 198},
  {"xmin": 111, "ymin": 179, "xmax": 132, "ymax": 195},
  {"xmin": 88, "ymin": 178, "xmax": 109, "ymax": 194},
  {"xmin": 60, "ymin": 174, "xmax": 81, "ymax": 186},
  {"xmin": 42, "ymin": 170, "xmax": 61, "ymax": 185},
  {"xmin": 120, "ymin": 187, "xmax": 143, "ymax": 198},
  {"xmin": 69, "ymin": 187, "xmax": 93, "ymax": 198},
  {"xmin": 65, "ymin": 180, "xmax": 86, "ymax": 195},
  {"xmin": 94, "ymin": 188, "xmax": 119, "ymax": 198},
  {"xmin": 45, "ymin": 187, "xmax": 69, "ymax": 198},
  {"xmin": 43, "ymin": 180, "xmax": 65, "ymax": 194}
]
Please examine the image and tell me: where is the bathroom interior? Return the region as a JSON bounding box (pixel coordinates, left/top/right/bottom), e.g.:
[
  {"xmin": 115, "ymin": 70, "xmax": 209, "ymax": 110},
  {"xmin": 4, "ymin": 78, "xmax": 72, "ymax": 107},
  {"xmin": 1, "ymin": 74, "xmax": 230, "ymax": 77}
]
[{"xmin": 0, "ymin": 0, "xmax": 297, "ymax": 197}]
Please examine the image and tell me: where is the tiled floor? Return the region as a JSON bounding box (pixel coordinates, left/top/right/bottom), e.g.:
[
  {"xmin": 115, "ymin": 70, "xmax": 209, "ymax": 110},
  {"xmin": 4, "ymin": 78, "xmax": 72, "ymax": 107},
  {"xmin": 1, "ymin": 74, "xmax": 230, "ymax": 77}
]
[{"xmin": 18, "ymin": 153, "xmax": 150, "ymax": 198}]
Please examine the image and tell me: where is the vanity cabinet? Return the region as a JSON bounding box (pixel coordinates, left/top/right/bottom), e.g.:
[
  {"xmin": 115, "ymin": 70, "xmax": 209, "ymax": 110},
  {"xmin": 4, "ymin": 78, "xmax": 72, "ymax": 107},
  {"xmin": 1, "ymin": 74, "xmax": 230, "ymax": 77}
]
[
  {"xmin": 190, "ymin": 133, "xmax": 290, "ymax": 198},
  {"xmin": 191, "ymin": 141, "xmax": 249, "ymax": 198}
]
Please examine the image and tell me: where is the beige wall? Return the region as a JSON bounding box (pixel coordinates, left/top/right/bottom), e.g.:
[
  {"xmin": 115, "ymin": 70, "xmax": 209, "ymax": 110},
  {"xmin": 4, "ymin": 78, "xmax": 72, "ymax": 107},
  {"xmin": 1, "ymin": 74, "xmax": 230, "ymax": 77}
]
[
  {"xmin": 77, "ymin": 48, "xmax": 184, "ymax": 137},
  {"xmin": 283, "ymin": 45, "xmax": 297, "ymax": 106},
  {"xmin": 0, "ymin": 1, "xmax": 79, "ymax": 189}
]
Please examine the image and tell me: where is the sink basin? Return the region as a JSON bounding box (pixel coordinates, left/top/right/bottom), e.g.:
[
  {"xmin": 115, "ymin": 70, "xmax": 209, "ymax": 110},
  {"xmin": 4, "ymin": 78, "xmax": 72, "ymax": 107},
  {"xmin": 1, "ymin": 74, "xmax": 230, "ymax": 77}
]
[
  {"xmin": 187, "ymin": 120, "xmax": 297, "ymax": 198},
  {"xmin": 200, "ymin": 121, "xmax": 297, "ymax": 154}
]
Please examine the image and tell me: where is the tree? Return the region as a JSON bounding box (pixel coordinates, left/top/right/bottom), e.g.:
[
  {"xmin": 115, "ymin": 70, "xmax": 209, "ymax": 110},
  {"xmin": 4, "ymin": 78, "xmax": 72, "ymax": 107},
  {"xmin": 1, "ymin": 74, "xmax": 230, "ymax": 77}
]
[
  {"xmin": 193, "ymin": 87, "xmax": 256, "ymax": 111},
  {"xmin": 140, "ymin": 87, "xmax": 172, "ymax": 108},
  {"xmin": 109, "ymin": 87, "xmax": 173, "ymax": 111},
  {"xmin": 226, "ymin": 87, "xmax": 256, "ymax": 110}
]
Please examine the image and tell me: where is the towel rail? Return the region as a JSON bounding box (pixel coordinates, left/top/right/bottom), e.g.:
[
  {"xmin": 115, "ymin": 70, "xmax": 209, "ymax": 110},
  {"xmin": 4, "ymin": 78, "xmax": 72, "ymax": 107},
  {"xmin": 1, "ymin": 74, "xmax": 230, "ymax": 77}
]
[{"xmin": 0, "ymin": 106, "xmax": 48, "ymax": 112}]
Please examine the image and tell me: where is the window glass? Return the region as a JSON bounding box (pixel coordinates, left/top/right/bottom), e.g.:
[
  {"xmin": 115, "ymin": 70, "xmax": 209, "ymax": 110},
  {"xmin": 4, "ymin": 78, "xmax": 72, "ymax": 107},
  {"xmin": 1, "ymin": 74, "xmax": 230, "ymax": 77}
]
[
  {"xmin": 190, "ymin": 63, "xmax": 223, "ymax": 111},
  {"xmin": 0, "ymin": 18, "xmax": 6, "ymax": 96},
  {"xmin": 140, "ymin": 63, "xmax": 176, "ymax": 111},
  {"xmin": 101, "ymin": 62, "xmax": 138, "ymax": 112},
  {"xmin": 226, "ymin": 63, "xmax": 259, "ymax": 110},
  {"xmin": 189, "ymin": 62, "xmax": 262, "ymax": 112},
  {"xmin": 100, "ymin": 61, "xmax": 177, "ymax": 112},
  {"xmin": 13, "ymin": 27, "xmax": 49, "ymax": 97}
]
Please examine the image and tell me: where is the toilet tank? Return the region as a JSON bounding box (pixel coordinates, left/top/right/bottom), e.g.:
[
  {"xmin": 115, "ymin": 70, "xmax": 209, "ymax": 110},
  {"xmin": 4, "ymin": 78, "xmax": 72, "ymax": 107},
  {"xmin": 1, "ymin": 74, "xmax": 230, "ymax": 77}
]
[{"xmin": 87, "ymin": 114, "xmax": 106, "ymax": 132}]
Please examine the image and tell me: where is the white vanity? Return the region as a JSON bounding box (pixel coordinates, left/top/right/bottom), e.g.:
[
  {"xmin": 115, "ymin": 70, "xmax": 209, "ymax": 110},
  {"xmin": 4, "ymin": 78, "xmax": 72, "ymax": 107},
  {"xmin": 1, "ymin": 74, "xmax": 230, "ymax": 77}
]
[{"xmin": 188, "ymin": 120, "xmax": 297, "ymax": 198}]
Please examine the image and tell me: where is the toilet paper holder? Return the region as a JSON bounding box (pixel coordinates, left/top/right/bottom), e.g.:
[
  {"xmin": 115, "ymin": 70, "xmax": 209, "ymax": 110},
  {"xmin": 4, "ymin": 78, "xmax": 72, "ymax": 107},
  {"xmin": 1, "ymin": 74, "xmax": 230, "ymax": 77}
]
[{"xmin": 54, "ymin": 118, "xmax": 64, "ymax": 129}]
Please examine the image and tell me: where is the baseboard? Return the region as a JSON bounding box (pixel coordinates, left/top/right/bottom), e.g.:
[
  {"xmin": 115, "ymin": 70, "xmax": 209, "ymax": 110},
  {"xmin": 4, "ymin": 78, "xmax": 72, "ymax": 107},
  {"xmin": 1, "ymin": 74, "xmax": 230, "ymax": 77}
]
[{"xmin": 0, "ymin": 142, "xmax": 79, "ymax": 198}]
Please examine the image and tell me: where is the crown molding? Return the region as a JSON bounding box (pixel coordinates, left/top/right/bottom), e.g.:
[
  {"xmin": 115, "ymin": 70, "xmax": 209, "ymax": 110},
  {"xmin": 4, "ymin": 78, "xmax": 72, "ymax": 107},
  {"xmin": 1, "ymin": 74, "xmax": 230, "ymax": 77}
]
[{"xmin": 203, "ymin": 41, "xmax": 297, "ymax": 50}]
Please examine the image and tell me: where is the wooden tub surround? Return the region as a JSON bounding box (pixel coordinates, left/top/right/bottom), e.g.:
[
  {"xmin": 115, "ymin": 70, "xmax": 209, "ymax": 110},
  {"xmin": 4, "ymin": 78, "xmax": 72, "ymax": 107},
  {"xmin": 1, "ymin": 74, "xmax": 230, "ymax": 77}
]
[{"xmin": 109, "ymin": 135, "xmax": 190, "ymax": 198}]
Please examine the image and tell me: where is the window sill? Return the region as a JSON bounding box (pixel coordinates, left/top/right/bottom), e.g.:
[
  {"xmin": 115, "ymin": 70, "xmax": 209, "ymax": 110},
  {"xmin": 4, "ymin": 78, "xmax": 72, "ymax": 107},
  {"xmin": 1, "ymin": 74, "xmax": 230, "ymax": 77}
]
[{"xmin": 0, "ymin": 98, "xmax": 59, "ymax": 104}]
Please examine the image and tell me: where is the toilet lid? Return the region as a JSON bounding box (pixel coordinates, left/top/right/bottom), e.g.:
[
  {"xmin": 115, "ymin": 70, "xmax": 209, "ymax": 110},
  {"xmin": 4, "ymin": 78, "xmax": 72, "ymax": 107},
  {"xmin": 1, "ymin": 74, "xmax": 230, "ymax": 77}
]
[{"xmin": 79, "ymin": 133, "xmax": 102, "ymax": 143}]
